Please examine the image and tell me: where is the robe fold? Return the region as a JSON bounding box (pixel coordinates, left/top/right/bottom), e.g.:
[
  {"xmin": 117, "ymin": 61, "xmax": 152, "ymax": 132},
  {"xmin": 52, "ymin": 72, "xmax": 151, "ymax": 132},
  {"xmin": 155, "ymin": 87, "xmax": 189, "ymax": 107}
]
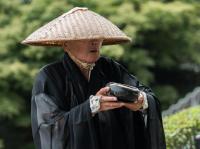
[{"xmin": 31, "ymin": 52, "xmax": 166, "ymax": 149}]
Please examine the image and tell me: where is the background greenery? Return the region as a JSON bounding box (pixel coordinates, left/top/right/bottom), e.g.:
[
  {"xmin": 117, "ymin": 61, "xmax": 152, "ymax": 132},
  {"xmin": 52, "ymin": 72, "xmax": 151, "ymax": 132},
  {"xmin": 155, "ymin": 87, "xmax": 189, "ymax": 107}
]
[
  {"xmin": 164, "ymin": 106, "xmax": 200, "ymax": 149},
  {"xmin": 0, "ymin": 0, "xmax": 199, "ymax": 148}
]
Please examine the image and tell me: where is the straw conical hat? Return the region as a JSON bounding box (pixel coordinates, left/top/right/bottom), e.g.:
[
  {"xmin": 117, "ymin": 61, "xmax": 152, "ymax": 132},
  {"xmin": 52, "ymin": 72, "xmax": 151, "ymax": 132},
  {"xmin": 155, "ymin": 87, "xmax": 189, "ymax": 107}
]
[{"xmin": 22, "ymin": 7, "xmax": 131, "ymax": 46}]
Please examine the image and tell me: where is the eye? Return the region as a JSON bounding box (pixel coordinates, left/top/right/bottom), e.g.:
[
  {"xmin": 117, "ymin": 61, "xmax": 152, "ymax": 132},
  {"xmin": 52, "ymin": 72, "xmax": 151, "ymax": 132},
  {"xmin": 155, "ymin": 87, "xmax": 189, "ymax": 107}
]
[
  {"xmin": 91, "ymin": 40, "xmax": 98, "ymax": 46},
  {"xmin": 91, "ymin": 42, "xmax": 95, "ymax": 46}
]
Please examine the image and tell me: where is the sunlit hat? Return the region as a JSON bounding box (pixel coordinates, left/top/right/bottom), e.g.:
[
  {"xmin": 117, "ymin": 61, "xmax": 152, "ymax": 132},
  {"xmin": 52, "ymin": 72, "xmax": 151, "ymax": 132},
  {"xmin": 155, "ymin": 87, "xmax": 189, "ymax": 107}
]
[{"xmin": 21, "ymin": 7, "xmax": 131, "ymax": 46}]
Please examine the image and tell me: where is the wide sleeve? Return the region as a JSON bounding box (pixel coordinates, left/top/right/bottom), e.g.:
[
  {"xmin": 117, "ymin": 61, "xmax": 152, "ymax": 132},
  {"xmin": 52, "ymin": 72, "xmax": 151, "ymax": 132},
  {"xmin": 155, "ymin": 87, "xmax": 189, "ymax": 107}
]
[
  {"xmin": 110, "ymin": 60, "xmax": 166, "ymax": 149},
  {"xmin": 31, "ymin": 69, "xmax": 92, "ymax": 149}
]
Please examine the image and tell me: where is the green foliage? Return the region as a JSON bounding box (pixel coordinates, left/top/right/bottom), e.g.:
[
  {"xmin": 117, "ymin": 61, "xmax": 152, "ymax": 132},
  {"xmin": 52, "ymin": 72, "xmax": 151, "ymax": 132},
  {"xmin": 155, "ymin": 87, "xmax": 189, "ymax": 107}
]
[
  {"xmin": 139, "ymin": 1, "xmax": 200, "ymax": 68},
  {"xmin": 154, "ymin": 85, "xmax": 178, "ymax": 109},
  {"xmin": 101, "ymin": 45, "xmax": 125, "ymax": 59},
  {"xmin": 0, "ymin": 0, "xmax": 200, "ymax": 148},
  {"xmin": 0, "ymin": 92, "xmax": 23, "ymax": 118},
  {"xmin": 163, "ymin": 106, "xmax": 200, "ymax": 149},
  {"xmin": 0, "ymin": 140, "xmax": 4, "ymax": 149}
]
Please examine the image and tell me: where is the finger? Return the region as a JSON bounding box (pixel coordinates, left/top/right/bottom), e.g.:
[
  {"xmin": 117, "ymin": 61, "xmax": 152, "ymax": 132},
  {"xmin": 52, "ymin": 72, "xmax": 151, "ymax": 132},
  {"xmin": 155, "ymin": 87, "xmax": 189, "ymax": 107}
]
[
  {"xmin": 102, "ymin": 102, "xmax": 124, "ymax": 108},
  {"xmin": 134, "ymin": 93, "xmax": 143, "ymax": 104},
  {"xmin": 124, "ymin": 102, "xmax": 141, "ymax": 108},
  {"xmin": 123, "ymin": 104, "xmax": 140, "ymax": 111},
  {"xmin": 134, "ymin": 100, "xmax": 138, "ymax": 104},
  {"xmin": 139, "ymin": 92, "xmax": 143, "ymax": 97},
  {"xmin": 139, "ymin": 91, "xmax": 144, "ymax": 98},
  {"xmin": 100, "ymin": 96, "xmax": 117, "ymax": 102},
  {"xmin": 101, "ymin": 103, "xmax": 123, "ymax": 111},
  {"xmin": 96, "ymin": 87, "xmax": 110, "ymax": 96},
  {"xmin": 124, "ymin": 102, "xmax": 136, "ymax": 107},
  {"xmin": 138, "ymin": 94, "xmax": 144, "ymax": 103},
  {"xmin": 138, "ymin": 98, "xmax": 143, "ymax": 104}
]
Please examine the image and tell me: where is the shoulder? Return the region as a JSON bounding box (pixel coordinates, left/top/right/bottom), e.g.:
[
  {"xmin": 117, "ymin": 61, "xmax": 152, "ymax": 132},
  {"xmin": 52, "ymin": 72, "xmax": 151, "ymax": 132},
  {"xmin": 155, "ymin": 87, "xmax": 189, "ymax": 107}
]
[
  {"xmin": 96, "ymin": 56, "xmax": 125, "ymax": 81},
  {"xmin": 32, "ymin": 60, "xmax": 66, "ymax": 95},
  {"xmin": 39, "ymin": 60, "xmax": 65, "ymax": 78},
  {"xmin": 35, "ymin": 59, "xmax": 67, "ymax": 84},
  {"xmin": 98, "ymin": 56, "xmax": 121, "ymax": 67},
  {"xmin": 98, "ymin": 56, "xmax": 125, "ymax": 72}
]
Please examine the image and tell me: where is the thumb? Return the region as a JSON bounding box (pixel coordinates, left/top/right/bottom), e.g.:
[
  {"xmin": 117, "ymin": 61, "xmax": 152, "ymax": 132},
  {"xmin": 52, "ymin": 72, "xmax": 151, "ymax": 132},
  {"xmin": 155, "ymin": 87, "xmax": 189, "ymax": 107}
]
[{"xmin": 96, "ymin": 87, "xmax": 110, "ymax": 96}]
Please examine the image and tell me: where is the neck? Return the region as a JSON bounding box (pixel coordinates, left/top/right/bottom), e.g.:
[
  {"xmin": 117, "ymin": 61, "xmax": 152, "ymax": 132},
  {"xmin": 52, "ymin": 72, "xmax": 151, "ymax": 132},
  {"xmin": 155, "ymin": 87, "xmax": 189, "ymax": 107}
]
[{"xmin": 66, "ymin": 50, "xmax": 95, "ymax": 81}]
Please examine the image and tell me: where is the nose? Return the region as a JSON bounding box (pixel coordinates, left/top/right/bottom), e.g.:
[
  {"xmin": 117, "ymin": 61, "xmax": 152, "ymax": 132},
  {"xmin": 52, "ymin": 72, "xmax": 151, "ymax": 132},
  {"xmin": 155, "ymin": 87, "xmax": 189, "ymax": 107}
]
[
  {"xmin": 90, "ymin": 39, "xmax": 103, "ymax": 47},
  {"xmin": 91, "ymin": 41, "xmax": 99, "ymax": 46}
]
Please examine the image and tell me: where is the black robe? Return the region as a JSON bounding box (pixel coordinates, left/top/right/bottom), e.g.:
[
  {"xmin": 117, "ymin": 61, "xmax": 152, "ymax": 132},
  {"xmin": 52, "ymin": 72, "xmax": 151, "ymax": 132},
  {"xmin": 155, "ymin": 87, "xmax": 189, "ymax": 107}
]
[{"xmin": 31, "ymin": 52, "xmax": 166, "ymax": 149}]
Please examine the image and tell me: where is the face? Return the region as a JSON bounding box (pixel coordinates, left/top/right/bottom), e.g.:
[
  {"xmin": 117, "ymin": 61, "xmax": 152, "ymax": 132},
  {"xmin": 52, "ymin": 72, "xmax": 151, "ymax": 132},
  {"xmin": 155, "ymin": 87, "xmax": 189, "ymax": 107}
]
[{"xmin": 64, "ymin": 39, "xmax": 103, "ymax": 63}]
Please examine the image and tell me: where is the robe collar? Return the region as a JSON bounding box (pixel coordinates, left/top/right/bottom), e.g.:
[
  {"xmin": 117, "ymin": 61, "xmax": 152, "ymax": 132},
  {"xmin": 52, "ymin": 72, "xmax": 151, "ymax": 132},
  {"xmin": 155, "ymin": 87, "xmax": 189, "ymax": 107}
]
[
  {"xmin": 63, "ymin": 52, "xmax": 89, "ymax": 84},
  {"xmin": 62, "ymin": 52, "xmax": 108, "ymax": 97},
  {"xmin": 66, "ymin": 50, "xmax": 95, "ymax": 70}
]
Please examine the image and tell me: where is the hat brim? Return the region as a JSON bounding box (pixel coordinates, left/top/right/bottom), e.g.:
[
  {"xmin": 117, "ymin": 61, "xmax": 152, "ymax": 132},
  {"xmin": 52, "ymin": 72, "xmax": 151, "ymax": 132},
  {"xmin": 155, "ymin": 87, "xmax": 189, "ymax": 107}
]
[{"xmin": 21, "ymin": 37, "xmax": 131, "ymax": 47}]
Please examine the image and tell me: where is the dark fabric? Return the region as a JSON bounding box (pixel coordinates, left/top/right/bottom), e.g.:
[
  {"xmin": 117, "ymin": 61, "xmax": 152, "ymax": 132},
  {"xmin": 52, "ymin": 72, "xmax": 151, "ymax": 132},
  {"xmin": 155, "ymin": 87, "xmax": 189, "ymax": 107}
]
[{"xmin": 31, "ymin": 52, "xmax": 166, "ymax": 149}]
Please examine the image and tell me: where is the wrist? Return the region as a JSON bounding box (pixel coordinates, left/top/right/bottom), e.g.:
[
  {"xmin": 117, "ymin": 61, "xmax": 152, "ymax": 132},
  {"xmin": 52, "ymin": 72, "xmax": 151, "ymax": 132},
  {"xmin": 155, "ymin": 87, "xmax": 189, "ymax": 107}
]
[
  {"xmin": 89, "ymin": 95, "xmax": 101, "ymax": 116},
  {"xmin": 140, "ymin": 91, "xmax": 148, "ymax": 110}
]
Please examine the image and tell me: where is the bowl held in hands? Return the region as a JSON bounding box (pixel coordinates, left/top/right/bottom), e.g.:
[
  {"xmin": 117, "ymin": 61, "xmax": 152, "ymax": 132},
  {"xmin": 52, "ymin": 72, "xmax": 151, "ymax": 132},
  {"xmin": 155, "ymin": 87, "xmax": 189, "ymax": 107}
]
[{"xmin": 106, "ymin": 82, "xmax": 139, "ymax": 103}]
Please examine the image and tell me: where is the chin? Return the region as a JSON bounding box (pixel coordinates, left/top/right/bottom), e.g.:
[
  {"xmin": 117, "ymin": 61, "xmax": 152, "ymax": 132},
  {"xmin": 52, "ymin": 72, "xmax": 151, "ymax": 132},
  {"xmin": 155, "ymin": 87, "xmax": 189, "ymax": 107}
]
[
  {"xmin": 87, "ymin": 59, "xmax": 98, "ymax": 63},
  {"xmin": 86, "ymin": 56, "xmax": 100, "ymax": 63}
]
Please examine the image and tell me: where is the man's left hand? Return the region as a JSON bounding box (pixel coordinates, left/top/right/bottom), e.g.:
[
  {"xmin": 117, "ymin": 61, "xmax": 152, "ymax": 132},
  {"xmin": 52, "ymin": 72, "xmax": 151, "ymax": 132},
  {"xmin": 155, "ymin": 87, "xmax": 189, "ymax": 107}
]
[{"xmin": 123, "ymin": 92, "xmax": 144, "ymax": 111}]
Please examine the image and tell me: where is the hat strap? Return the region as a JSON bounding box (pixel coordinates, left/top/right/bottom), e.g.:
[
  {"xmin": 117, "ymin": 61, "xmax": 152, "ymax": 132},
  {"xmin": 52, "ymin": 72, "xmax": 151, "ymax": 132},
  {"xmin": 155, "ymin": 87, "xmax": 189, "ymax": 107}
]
[{"xmin": 66, "ymin": 50, "xmax": 95, "ymax": 71}]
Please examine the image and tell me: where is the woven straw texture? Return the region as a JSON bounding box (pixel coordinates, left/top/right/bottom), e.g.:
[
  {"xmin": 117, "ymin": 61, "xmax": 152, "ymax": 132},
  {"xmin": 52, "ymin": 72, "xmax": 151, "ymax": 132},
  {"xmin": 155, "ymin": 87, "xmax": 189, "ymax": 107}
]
[{"xmin": 22, "ymin": 7, "xmax": 131, "ymax": 46}]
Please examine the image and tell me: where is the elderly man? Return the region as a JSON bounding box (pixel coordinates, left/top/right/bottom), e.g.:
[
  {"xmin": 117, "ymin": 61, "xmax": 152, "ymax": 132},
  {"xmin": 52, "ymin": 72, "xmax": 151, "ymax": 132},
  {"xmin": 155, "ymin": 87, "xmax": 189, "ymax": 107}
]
[{"xmin": 22, "ymin": 7, "xmax": 166, "ymax": 149}]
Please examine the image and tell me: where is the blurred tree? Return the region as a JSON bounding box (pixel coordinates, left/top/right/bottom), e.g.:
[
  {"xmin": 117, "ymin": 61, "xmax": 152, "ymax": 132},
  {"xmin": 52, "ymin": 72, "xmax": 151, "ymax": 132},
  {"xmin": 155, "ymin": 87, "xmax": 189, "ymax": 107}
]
[
  {"xmin": 101, "ymin": 0, "xmax": 200, "ymax": 108},
  {"xmin": 0, "ymin": 140, "xmax": 4, "ymax": 149},
  {"xmin": 163, "ymin": 106, "xmax": 200, "ymax": 149},
  {"xmin": 0, "ymin": 0, "xmax": 199, "ymax": 148}
]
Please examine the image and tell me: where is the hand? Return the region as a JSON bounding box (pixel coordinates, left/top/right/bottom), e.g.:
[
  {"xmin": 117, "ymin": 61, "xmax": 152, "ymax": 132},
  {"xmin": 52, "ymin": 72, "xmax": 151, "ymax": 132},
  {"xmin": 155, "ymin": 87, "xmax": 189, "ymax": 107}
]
[
  {"xmin": 123, "ymin": 92, "xmax": 144, "ymax": 111},
  {"xmin": 96, "ymin": 87, "xmax": 124, "ymax": 112}
]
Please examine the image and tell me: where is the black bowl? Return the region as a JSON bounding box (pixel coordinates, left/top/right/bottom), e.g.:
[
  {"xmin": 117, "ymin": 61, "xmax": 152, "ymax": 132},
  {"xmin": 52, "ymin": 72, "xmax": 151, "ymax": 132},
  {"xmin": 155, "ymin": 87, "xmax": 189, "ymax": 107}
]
[{"xmin": 106, "ymin": 82, "xmax": 139, "ymax": 103}]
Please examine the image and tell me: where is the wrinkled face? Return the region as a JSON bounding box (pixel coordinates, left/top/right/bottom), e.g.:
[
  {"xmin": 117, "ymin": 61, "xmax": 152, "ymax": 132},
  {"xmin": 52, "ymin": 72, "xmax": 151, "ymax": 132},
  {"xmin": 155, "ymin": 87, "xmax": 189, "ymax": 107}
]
[{"xmin": 64, "ymin": 39, "xmax": 103, "ymax": 63}]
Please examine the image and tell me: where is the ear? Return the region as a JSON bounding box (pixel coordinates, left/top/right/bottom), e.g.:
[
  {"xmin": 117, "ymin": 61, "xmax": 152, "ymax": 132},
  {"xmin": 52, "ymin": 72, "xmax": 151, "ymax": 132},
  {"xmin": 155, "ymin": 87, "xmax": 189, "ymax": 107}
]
[{"xmin": 63, "ymin": 42, "xmax": 68, "ymax": 51}]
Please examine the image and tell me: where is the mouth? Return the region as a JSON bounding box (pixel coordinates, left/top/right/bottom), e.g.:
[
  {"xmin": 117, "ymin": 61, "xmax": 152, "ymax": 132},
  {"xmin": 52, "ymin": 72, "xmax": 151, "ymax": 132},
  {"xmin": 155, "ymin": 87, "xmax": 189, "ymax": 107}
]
[{"xmin": 90, "ymin": 49, "xmax": 99, "ymax": 53}]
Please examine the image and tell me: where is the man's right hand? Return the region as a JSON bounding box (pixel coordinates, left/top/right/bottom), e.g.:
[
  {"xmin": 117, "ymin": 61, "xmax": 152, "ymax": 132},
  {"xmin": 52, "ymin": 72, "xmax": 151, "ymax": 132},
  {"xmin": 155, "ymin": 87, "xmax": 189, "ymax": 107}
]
[{"xmin": 96, "ymin": 87, "xmax": 124, "ymax": 112}]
